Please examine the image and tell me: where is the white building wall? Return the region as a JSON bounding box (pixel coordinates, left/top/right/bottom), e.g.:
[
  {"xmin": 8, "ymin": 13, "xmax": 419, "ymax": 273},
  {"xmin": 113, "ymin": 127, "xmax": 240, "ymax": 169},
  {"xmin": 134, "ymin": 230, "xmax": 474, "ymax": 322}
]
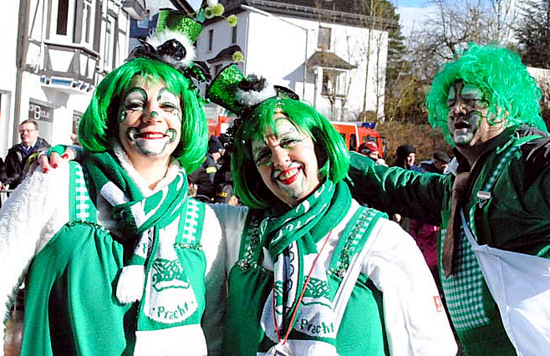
[
  {"xmin": 0, "ymin": 0, "xmax": 137, "ymax": 158},
  {"xmin": 0, "ymin": 2, "xmax": 20, "ymax": 158},
  {"xmin": 196, "ymin": 6, "xmax": 388, "ymax": 123},
  {"xmin": 244, "ymin": 12, "xmax": 307, "ymax": 92},
  {"xmin": 279, "ymin": 16, "xmax": 388, "ymax": 121}
]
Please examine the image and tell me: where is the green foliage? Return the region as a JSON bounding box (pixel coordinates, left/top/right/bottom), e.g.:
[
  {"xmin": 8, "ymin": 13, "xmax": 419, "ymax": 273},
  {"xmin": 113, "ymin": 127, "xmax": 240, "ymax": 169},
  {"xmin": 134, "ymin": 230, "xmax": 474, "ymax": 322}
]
[
  {"xmin": 381, "ymin": 0, "xmax": 408, "ymax": 91},
  {"xmin": 384, "ymin": 75, "xmax": 430, "ymax": 124},
  {"xmin": 515, "ymin": 0, "xmax": 550, "ymax": 69},
  {"xmin": 377, "ymin": 121, "xmax": 450, "ymax": 165}
]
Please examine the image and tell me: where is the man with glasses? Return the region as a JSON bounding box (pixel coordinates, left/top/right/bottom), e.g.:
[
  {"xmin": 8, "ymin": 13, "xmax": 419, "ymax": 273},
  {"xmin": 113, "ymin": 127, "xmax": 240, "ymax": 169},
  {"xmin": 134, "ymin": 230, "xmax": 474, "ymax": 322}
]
[{"xmin": 1, "ymin": 119, "xmax": 50, "ymax": 190}]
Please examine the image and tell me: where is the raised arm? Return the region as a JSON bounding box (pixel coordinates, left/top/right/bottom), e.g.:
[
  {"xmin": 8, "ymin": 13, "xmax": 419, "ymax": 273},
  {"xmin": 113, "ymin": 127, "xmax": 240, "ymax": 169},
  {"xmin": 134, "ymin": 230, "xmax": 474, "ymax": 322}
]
[{"xmin": 347, "ymin": 152, "xmax": 451, "ymax": 226}]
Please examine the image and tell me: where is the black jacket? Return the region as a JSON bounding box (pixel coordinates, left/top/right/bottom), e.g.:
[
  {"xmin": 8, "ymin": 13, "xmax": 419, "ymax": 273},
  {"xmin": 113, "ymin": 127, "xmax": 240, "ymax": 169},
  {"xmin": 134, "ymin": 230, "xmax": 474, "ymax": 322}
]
[{"xmin": 1, "ymin": 137, "xmax": 50, "ymax": 189}]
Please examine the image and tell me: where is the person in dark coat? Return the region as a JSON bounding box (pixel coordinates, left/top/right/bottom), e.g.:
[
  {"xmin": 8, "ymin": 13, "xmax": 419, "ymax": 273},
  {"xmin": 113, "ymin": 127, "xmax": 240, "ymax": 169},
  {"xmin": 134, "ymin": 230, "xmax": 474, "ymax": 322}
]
[{"xmin": 1, "ymin": 119, "xmax": 50, "ymax": 189}]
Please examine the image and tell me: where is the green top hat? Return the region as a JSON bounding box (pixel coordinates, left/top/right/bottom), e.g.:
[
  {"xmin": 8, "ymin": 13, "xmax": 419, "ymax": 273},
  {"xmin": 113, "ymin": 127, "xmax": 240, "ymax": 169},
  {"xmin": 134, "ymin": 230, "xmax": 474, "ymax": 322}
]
[
  {"xmin": 207, "ymin": 64, "xmax": 299, "ymax": 116},
  {"xmin": 156, "ymin": 8, "xmax": 203, "ymax": 42},
  {"xmin": 207, "ymin": 64, "xmax": 248, "ymax": 115}
]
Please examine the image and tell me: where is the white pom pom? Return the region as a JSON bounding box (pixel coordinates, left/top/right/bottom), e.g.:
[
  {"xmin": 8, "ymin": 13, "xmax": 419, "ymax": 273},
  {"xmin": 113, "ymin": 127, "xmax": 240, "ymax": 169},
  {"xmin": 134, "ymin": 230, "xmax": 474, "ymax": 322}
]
[
  {"xmin": 206, "ymin": 0, "xmax": 218, "ymax": 6},
  {"xmin": 237, "ymin": 83, "xmax": 277, "ymax": 107},
  {"xmin": 116, "ymin": 265, "xmax": 145, "ymax": 304}
]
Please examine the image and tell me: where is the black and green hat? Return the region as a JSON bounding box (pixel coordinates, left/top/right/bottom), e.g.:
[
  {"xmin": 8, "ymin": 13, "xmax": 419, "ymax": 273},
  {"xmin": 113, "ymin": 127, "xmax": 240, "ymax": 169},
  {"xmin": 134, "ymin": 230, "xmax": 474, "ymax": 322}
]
[
  {"xmin": 207, "ymin": 64, "xmax": 298, "ymax": 115},
  {"xmin": 206, "ymin": 64, "xmax": 299, "ymax": 148},
  {"xmin": 128, "ymin": 8, "xmax": 203, "ymax": 70}
]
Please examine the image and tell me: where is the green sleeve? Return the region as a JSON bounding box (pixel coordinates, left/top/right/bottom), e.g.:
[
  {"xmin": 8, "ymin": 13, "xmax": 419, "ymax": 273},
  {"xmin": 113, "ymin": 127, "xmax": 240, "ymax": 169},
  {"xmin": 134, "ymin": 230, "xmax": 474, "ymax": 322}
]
[{"xmin": 346, "ymin": 152, "xmax": 452, "ymax": 226}]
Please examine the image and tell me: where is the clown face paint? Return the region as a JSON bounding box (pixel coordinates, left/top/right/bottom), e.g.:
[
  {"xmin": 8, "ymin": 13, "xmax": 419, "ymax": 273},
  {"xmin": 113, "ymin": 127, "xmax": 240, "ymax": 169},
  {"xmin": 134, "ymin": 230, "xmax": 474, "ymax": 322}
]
[
  {"xmin": 118, "ymin": 78, "xmax": 182, "ymax": 166},
  {"xmin": 446, "ymin": 80, "xmax": 503, "ymax": 147},
  {"xmin": 252, "ymin": 116, "xmax": 321, "ymax": 207}
]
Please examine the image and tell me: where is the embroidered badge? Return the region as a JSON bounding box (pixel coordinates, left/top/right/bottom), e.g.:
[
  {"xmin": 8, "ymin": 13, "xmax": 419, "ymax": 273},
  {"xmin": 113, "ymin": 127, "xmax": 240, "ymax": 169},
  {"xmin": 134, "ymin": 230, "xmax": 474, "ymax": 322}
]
[{"xmin": 151, "ymin": 258, "xmax": 190, "ymax": 291}]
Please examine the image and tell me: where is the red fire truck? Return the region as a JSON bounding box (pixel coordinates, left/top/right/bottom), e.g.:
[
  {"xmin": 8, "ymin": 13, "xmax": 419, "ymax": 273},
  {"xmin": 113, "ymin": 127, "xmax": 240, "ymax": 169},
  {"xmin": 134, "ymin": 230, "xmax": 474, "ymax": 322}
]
[
  {"xmin": 330, "ymin": 121, "xmax": 387, "ymax": 158},
  {"xmin": 208, "ymin": 116, "xmax": 386, "ymax": 159},
  {"xmin": 207, "ymin": 116, "xmax": 231, "ymax": 137}
]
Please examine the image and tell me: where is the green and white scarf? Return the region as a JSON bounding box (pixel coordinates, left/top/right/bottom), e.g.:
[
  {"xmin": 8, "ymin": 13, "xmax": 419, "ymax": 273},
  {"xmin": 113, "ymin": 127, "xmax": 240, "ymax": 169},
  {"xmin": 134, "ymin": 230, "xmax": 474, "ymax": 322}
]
[
  {"xmin": 259, "ymin": 180, "xmax": 351, "ymax": 352},
  {"xmin": 86, "ymin": 151, "xmax": 203, "ymax": 350}
]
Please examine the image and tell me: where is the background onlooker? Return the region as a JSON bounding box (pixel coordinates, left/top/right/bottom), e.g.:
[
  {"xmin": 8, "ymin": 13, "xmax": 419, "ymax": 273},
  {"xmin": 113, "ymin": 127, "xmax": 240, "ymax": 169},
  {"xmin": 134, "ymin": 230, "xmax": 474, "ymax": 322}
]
[
  {"xmin": 188, "ymin": 135, "xmax": 224, "ymax": 202},
  {"xmin": 213, "ymin": 150, "xmax": 238, "ymax": 205},
  {"xmin": 392, "ymin": 144, "xmax": 441, "ymax": 283},
  {"xmin": 0, "ymin": 119, "xmax": 50, "ymax": 190},
  {"xmin": 208, "ymin": 135, "xmax": 225, "ymax": 165},
  {"xmin": 421, "ymin": 150, "xmax": 451, "ymax": 174},
  {"xmin": 432, "ymin": 151, "xmax": 450, "ymax": 173},
  {"xmin": 394, "ymin": 144, "xmax": 424, "ymax": 172},
  {"xmin": 358, "ymin": 141, "xmax": 387, "ymax": 166}
]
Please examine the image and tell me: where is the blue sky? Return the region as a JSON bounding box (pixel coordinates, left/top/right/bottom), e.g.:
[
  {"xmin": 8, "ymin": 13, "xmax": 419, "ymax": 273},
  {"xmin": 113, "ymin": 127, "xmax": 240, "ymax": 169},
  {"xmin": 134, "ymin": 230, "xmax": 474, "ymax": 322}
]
[
  {"xmin": 189, "ymin": 0, "xmax": 202, "ymax": 9},
  {"xmin": 390, "ymin": 0, "xmax": 438, "ymax": 36},
  {"xmin": 390, "ymin": 0, "xmax": 430, "ymax": 7}
]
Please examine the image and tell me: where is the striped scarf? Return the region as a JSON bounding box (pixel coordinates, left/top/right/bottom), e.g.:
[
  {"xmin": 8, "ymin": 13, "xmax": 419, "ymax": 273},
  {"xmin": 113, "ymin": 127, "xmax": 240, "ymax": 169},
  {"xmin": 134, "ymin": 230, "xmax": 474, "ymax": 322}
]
[
  {"xmin": 259, "ymin": 180, "xmax": 351, "ymax": 352},
  {"xmin": 86, "ymin": 151, "xmax": 203, "ymax": 350}
]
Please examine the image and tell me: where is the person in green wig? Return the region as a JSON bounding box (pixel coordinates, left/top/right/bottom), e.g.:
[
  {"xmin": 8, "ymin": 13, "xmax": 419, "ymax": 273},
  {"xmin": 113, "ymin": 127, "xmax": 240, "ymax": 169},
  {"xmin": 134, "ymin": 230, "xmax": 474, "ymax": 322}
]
[
  {"xmin": 348, "ymin": 43, "xmax": 550, "ymax": 355},
  {"xmin": 0, "ymin": 9, "xmax": 227, "ymax": 356},
  {"xmin": 207, "ymin": 64, "xmax": 457, "ymax": 355}
]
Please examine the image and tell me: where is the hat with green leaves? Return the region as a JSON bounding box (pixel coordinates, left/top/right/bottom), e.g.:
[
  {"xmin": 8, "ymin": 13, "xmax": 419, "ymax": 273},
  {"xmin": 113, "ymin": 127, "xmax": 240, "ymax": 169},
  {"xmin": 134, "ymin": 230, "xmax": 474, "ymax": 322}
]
[
  {"xmin": 207, "ymin": 64, "xmax": 298, "ymax": 115},
  {"xmin": 206, "ymin": 64, "xmax": 299, "ymax": 148}
]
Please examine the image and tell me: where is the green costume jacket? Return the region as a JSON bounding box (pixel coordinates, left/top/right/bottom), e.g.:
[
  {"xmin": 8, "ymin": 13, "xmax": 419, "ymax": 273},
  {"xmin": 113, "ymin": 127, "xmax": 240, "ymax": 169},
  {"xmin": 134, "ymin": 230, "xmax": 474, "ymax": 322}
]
[
  {"xmin": 348, "ymin": 126, "xmax": 550, "ymax": 356},
  {"xmin": 0, "ymin": 155, "xmax": 227, "ymax": 356}
]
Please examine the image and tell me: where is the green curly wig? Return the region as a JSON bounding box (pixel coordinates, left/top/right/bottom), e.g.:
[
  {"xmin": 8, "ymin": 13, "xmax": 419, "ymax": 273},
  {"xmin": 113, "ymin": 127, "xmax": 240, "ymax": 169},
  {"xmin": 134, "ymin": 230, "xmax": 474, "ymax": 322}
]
[
  {"xmin": 231, "ymin": 97, "xmax": 350, "ymax": 210},
  {"xmin": 78, "ymin": 58, "xmax": 208, "ymax": 173},
  {"xmin": 426, "ymin": 43, "xmax": 547, "ymax": 145}
]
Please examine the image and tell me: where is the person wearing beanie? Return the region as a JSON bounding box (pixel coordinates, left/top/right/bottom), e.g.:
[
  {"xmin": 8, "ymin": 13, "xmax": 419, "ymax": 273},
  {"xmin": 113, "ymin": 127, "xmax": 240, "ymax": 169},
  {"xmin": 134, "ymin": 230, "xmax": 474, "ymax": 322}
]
[
  {"xmin": 395, "ymin": 144, "xmax": 424, "ymax": 172},
  {"xmin": 208, "ymin": 134, "xmax": 225, "ymax": 163},
  {"xmin": 431, "ymin": 151, "xmax": 451, "ymax": 173}
]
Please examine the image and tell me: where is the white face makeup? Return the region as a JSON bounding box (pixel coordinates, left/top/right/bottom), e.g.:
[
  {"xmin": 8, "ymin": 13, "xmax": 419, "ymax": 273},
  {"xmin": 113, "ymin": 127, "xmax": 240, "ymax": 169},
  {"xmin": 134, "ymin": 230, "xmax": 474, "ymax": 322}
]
[
  {"xmin": 447, "ymin": 80, "xmax": 495, "ymax": 146},
  {"xmin": 118, "ymin": 78, "xmax": 182, "ymax": 166},
  {"xmin": 252, "ymin": 116, "xmax": 321, "ymax": 207}
]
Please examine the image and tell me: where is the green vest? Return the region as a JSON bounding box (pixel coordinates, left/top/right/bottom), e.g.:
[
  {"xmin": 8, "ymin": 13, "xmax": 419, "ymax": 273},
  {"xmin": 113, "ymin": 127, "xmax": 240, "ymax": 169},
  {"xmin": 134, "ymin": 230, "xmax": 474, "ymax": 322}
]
[
  {"xmin": 21, "ymin": 162, "xmax": 207, "ymax": 356},
  {"xmin": 223, "ymin": 207, "xmax": 389, "ymax": 355}
]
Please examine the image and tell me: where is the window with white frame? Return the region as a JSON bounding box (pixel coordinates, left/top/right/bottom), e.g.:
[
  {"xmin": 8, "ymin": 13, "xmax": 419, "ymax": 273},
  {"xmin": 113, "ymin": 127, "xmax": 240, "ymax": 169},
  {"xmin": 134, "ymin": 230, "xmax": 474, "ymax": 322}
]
[
  {"xmin": 50, "ymin": 0, "xmax": 96, "ymax": 47},
  {"xmin": 103, "ymin": 15, "xmax": 115, "ymax": 71},
  {"xmin": 322, "ymin": 70, "xmax": 346, "ymax": 97},
  {"xmin": 55, "ymin": 0, "xmax": 71, "ymax": 36},
  {"xmin": 81, "ymin": 0, "xmax": 93, "ymax": 45}
]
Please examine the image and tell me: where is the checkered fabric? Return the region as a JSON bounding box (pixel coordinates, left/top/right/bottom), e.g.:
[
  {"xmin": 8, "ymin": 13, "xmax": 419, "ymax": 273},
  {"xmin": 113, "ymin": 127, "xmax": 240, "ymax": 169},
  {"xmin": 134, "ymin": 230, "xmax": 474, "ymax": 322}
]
[
  {"xmin": 440, "ymin": 142, "xmax": 524, "ymax": 331},
  {"xmin": 440, "ymin": 227, "xmax": 490, "ymax": 330},
  {"xmin": 71, "ymin": 162, "xmax": 96, "ymax": 221}
]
